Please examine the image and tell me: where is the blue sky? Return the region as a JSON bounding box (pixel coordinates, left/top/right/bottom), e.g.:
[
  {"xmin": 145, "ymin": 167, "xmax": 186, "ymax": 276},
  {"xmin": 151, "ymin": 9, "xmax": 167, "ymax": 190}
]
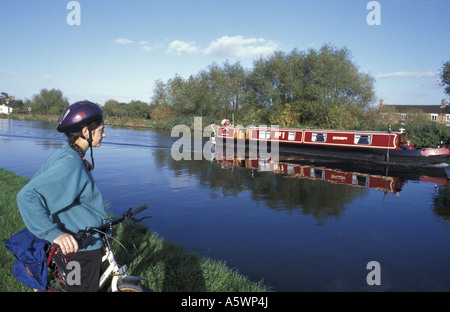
[{"xmin": 1, "ymin": 0, "xmax": 449, "ymax": 107}]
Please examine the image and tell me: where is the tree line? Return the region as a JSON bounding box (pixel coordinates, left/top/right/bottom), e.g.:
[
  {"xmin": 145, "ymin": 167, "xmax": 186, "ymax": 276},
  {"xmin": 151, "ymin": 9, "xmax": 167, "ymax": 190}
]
[{"xmin": 149, "ymin": 44, "xmax": 375, "ymax": 129}]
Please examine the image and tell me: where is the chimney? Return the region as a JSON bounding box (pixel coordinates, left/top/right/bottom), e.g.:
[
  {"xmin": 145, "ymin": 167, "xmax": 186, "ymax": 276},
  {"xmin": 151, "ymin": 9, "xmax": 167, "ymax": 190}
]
[
  {"xmin": 379, "ymin": 99, "xmax": 383, "ymax": 108},
  {"xmin": 441, "ymin": 99, "xmax": 445, "ymax": 108}
]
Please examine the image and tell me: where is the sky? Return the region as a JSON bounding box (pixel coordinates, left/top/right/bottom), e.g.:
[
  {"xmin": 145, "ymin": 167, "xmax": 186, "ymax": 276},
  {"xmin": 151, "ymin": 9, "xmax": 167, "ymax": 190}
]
[{"xmin": 1, "ymin": 0, "xmax": 449, "ymax": 107}]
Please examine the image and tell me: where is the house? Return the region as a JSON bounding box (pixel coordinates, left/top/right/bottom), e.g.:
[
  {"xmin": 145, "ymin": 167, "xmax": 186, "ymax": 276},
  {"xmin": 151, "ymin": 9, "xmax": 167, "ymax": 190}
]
[
  {"xmin": 378, "ymin": 99, "xmax": 450, "ymax": 126},
  {"xmin": 0, "ymin": 104, "xmax": 13, "ymax": 115}
]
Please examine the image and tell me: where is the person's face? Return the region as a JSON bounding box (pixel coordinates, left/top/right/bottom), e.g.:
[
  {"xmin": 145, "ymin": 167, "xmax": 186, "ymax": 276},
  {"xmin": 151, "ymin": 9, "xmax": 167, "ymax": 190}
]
[{"xmin": 91, "ymin": 123, "xmax": 106, "ymax": 147}]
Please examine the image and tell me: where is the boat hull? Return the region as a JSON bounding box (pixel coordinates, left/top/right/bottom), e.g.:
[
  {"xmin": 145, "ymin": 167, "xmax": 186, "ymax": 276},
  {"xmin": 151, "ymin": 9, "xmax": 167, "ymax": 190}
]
[{"xmin": 213, "ymin": 136, "xmax": 449, "ymax": 167}]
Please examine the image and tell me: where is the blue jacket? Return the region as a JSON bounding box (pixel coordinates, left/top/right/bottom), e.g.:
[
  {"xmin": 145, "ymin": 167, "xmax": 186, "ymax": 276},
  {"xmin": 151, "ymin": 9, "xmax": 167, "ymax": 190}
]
[{"xmin": 17, "ymin": 145, "xmax": 108, "ymax": 251}]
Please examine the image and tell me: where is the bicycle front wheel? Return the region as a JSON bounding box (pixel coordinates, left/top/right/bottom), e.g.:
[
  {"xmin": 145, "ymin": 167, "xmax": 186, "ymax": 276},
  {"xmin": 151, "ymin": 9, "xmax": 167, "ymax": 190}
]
[{"xmin": 116, "ymin": 282, "xmax": 152, "ymax": 292}]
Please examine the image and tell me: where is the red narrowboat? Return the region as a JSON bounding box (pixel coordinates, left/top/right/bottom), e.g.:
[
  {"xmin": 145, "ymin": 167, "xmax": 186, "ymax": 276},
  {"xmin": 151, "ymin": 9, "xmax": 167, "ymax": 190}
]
[{"xmin": 212, "ymin": 125, "xmax": 450, "ymax": 167}]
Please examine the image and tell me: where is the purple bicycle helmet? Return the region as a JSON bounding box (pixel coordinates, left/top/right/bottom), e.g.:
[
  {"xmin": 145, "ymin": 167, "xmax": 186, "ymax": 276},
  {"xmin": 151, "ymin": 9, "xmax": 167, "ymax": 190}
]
[{"xmin": 57, "ymin": 101, "xmax": 103, "ymax": 133}]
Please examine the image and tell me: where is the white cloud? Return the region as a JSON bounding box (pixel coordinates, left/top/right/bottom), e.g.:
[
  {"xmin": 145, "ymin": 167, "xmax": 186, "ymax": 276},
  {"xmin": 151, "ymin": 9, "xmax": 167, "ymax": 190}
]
[
  {"xmin": 375, "ymin": 71, "xmax": 438, "ymax": 79},
  {"xmin": 164, "ymin": 36, "xmax": 278, "ymax": 58},
  {"xmin": 114, "ymin": 38, "xmax": 134, "ymax": 44},
  {"xmin": 203, "ymin": 35, "xmax": 278, "ymax": 59},
  {"xmin": 117, "ymin": 35, "xmax": 278, "ymax": 59},
  {"xmin": 165, "ymin": 40, "xmax": 200, "ymax": 55},
  {"xmin": 114, "ymin": 38, "xmax": 163, "ymax": 52}
]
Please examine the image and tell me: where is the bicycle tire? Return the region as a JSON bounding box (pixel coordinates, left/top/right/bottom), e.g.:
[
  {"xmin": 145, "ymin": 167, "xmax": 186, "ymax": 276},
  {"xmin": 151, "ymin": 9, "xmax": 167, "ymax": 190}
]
[{"xmin": 116, "ymin": 282, "xmax": 152, "ymax": 292}]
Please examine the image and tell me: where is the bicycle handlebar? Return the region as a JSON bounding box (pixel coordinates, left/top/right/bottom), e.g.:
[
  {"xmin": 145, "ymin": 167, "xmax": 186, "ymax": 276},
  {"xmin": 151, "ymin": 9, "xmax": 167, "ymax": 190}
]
[
  {"xmin": 131, "ymin": 203, "xmax": 148, "ymax": 215},
  {"xmin": 73, "ymin": 204, "xmax": 152, "ymax": 247}
]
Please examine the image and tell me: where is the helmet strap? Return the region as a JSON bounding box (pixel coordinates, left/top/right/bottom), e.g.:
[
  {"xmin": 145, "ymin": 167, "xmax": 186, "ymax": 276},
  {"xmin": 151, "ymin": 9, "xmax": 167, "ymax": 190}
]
[{"xmin": 88, "ymin": 129, "xmax": 95, "ymax": 170}]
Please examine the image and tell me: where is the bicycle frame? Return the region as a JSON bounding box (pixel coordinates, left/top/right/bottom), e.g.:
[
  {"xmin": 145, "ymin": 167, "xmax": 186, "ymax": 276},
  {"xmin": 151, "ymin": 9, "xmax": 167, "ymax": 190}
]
[
  {"xmin": 46, "ymin": 204, "xmax": 151, "ymax": 292},
  {"xmin": 98, "ymin": 235, "xmax": 143, "ymax": 292},
  {"xmin": 46, "ymin": 235, "xmax": 144, "ymax": 292}
]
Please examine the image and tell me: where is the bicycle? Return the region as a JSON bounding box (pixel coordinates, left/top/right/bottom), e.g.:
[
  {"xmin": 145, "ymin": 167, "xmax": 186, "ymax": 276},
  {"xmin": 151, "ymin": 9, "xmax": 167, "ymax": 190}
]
[{"xmin": 45, "ymin": 204, "xmax": 153, "ymax": 292}]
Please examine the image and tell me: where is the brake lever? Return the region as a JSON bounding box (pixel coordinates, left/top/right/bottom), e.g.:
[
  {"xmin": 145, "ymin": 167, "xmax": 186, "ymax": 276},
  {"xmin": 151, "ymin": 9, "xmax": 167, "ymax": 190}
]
[{"xmin": 124, "ymin": 214, "xmax": 153, "ymax": 227}]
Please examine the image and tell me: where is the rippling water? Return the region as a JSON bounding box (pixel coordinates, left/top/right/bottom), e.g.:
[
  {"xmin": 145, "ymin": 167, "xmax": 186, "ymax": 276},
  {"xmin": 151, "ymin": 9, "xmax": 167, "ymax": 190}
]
[{"xmin": 1, "ymin": 119, "xmax": 449, "ymax": 291}]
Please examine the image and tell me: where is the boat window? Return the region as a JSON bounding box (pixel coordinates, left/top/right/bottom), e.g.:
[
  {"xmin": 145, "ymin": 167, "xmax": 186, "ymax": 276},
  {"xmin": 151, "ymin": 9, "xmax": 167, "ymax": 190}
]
[
  {"xmin": 259, "ymin": 131, "xmax": 266, "ymax": 139},
  {"xmin": 237, "ymin": 129, "xmax": 246, "ymax": 139},
  {"xmin": 288, "ymin": 132, "xmax": 296, "ymax": 141},
  {"xmin": 312, "ymin": 133, "xmax": 326, "ymax": 142},
  {"xmin": 287, "ymin": 165, "xmax": 295, "ymax": 174},
  {"xmin": 258, "ymin": 130, "xmax": 271, "ymax": 139},
  {"xmin": 310, "ymin": 168, "xmax": 324, "ymax": 179},
  {"xmin": 352, "ymin": 175, "xmax": 369, "ymax": 187},
  {"xmin": 354, "ymin": 134, "xmax": 372, "ymax": 145},
  {"xmin": 258, "ymin": 159, "xmax": 271, "ymax": 171}
]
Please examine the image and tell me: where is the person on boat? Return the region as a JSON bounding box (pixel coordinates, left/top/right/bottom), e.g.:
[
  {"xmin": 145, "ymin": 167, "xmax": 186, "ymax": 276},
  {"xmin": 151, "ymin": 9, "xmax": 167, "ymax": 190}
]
[
  {"xmin": 220, "ymin": 119, "xmax": 231, "ymax": 134},
  {"xmin": 16, "ymin": 101, "xmax": 108, "ymax": 292},
  {"xmin": 221, "ymin": 119, "xmax": 231, "ymax": 127},
  {"xmin": 405, "ymin": 140, "xmax": 415, "ymax": 150},
  {"xmin": 400, "ymin": 140, "xmax": 415, "ymax": 150}
]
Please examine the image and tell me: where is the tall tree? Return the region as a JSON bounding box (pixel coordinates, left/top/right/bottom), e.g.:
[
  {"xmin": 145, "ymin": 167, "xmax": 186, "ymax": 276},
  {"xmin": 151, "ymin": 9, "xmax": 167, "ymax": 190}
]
[
  {"xmin": 439, "ymin": 61, "xmax": 450, "ymax": 98},
  {"xmin": 302, "ymin": 45, "xmax": 375, "ymax": 128},
  {"xmin": 247, "ymin": 45, "xmax": 375, "ymax": 127},
  {"xmin": 0, "ymin": 92, "xmax": 9, "ymax": 105},
  {"xmin": 30, "ymin": 89, "xmax": 69, "ymax": 114},
  {"xmin": 151, "ymin": 44, "xmax": 375, "ymax": 128}
]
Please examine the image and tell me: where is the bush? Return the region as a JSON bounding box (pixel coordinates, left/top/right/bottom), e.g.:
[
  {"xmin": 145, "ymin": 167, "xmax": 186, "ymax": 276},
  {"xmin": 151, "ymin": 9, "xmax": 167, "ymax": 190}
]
[{"xmin": 404, "ymin": 122, "xmax": 450, "ymax": 147}]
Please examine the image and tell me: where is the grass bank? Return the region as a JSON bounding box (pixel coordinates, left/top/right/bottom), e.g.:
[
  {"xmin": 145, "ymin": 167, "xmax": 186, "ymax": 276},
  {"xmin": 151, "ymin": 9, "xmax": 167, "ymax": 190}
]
[{"xmin": 0, "ymin": 168, "xmax": 272, "ymax": 292}]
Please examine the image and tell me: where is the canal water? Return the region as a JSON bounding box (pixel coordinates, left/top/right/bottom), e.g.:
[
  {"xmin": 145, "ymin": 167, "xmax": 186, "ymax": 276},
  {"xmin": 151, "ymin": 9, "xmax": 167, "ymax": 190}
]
[{"xmin": 1, "ymin": 118, "xmax": 450, "ymax": 292}]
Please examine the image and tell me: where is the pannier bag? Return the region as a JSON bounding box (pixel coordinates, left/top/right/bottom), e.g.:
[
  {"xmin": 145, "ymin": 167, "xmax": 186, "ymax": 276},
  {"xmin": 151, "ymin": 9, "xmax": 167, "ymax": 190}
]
[{"xmin": 4, "ymin": 229, "xmax": 49, "ymax": 291}]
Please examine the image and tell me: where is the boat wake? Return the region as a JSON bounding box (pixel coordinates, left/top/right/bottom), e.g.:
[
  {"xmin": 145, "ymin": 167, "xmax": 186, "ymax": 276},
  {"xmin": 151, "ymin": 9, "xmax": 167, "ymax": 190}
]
[
  {"xmin": 0, "ymin": 133, "xmax": 173, "ymax": 150},
  {"xmin": 427, "ymin": 162, "xmax": 449, "ymax": 168}
]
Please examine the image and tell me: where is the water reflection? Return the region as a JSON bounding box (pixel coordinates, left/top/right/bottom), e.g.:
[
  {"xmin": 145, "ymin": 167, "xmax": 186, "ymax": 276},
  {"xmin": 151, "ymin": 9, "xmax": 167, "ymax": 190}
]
[
  {"xmin": 216, "ymin": 154, "xmax": 405, "ymax": 195},
  {"xmin": 211, "ymin": 152, "xmax": 450, "ymax": 224},
  {"xmin": 433, "ymin": 185, "xmax": 450, "ymax": 226}
]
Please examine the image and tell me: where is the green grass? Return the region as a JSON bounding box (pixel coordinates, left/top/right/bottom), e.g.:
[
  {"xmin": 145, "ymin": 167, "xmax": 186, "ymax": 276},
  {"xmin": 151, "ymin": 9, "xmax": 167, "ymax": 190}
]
[
  {"xmin": 0, "ymin": 168, "xmax": 272, "ymax": 292},
  {"xmin": 0, "ymin": 169, "xmax": 30, "ymax": 292}
]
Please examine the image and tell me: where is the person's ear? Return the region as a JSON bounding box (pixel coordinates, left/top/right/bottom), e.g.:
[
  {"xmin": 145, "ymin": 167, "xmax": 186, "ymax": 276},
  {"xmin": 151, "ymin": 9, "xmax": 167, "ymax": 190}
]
[{"xmin": 81, "ymin": 126, "xmax": 89, "ymax": 139}]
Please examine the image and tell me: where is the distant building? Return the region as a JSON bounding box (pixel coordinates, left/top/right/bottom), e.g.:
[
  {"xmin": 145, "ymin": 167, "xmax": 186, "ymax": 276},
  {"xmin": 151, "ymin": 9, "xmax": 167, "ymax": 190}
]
[
  {"xmin": 0, "ymin": 104, "xmax": 13, "ymax": 115},
  {"xmin": 0, "ymin": 95, "xmax": 16, "ymax": 115},
  {"xmin": 378, "ymin": 99, "xmax": 450, "ymax": 126}
]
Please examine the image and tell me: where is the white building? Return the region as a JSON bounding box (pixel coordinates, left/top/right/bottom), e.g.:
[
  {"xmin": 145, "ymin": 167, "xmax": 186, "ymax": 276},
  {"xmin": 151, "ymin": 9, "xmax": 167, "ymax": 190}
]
[{"xmin": 0, "ymin": 104, "xmax": 13, "ymax": 115}]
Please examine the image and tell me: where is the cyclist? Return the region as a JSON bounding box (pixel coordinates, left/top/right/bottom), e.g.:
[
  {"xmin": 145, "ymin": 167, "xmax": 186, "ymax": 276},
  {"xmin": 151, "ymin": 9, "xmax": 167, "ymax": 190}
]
[{"xmin": 17, "ymin": 101, "xmax": 108, "ymax": 292}]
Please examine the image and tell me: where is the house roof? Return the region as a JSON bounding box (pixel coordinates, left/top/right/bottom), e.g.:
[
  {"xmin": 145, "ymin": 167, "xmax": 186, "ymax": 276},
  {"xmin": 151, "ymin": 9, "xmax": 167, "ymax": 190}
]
[{"xmin": 383, "ymin": 104, "xmax": 447, "ymax": 114}]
